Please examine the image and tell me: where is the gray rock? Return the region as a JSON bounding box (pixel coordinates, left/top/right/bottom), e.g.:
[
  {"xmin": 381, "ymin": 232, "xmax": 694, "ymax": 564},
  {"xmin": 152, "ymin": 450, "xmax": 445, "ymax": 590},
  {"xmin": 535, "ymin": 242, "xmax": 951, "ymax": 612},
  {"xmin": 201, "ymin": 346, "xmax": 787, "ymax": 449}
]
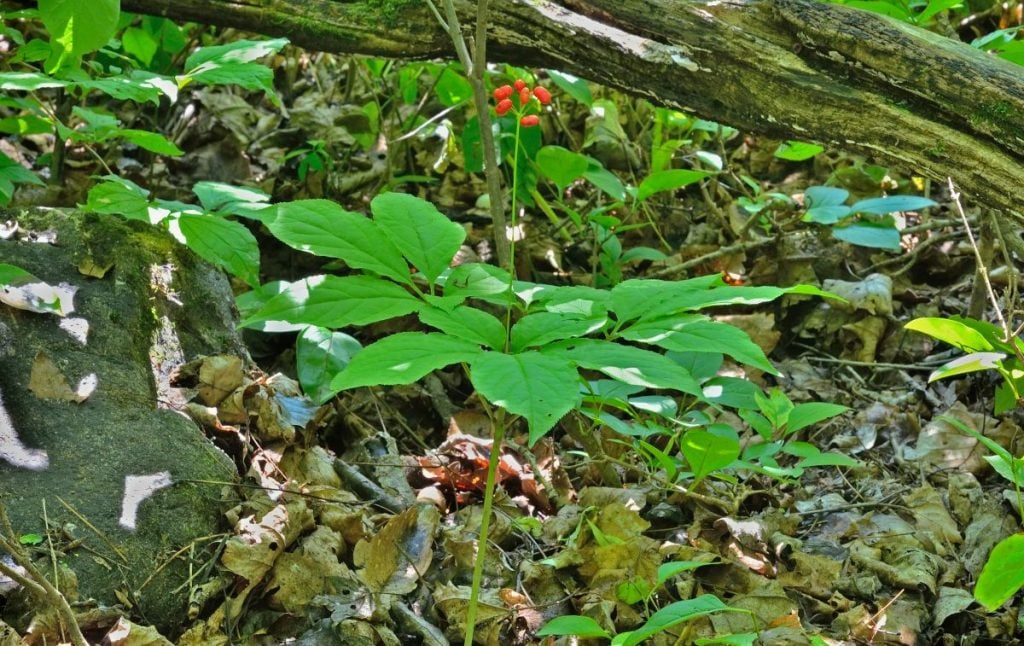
[{"xmin": 0, "ymin": 208, "xmax": 242, "ymax": 633}]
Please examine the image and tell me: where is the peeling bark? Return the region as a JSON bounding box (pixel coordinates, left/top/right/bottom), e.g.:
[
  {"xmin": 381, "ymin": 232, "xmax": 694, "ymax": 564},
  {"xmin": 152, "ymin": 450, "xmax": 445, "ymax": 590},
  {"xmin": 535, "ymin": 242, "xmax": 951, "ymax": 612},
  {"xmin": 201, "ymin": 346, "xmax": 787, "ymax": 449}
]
[{"xmin": 123, "ymin": 0, "xmax": 1024, "ymax": 220}]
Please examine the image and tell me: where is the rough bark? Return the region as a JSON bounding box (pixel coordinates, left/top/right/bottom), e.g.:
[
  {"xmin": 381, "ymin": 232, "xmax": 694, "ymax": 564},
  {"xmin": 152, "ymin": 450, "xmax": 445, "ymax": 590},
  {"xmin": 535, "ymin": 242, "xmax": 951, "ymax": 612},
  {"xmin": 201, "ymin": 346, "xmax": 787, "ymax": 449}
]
[{"xmin": 124, "ymin": 0, "xmax": 1024, "ymax": 221}]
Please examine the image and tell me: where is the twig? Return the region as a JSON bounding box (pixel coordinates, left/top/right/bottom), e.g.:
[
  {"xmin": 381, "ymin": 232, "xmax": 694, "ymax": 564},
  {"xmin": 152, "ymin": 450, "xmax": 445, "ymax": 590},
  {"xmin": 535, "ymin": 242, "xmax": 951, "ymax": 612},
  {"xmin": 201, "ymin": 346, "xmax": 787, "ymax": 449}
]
[
  {"xmin": 0, "ymin": 501, "xmax": 87, "ymax": 646},
  {"xmin": 651, "ymin": 236, "xmax": 775, "ymax": 279},
  {"xmin": 949, "ymin": 178, "xmax": 1008, "ymax": 337}
]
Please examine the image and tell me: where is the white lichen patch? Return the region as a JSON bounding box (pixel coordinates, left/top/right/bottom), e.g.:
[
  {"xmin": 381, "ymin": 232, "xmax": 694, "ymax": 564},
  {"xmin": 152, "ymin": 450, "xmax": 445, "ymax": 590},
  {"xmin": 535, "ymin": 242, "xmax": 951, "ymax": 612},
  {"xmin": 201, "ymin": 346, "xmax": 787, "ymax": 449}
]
[
  {"xmin": 0, "ymin": 386, "xmax": 48, "ymax": 471},
  {"xmin": 119, "ymin": 471, "xmax": 173, "ymax": 530}
]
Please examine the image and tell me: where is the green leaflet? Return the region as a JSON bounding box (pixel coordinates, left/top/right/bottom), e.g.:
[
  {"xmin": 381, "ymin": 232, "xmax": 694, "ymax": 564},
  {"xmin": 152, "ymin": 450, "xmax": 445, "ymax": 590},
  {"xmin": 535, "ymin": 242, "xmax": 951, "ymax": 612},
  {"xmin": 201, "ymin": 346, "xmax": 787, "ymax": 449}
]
[
  {"xmin": 331, "ymin": 332, "xmax": 482, "ymax": 391},
  {"xmin": 371, "ymin": 192, "xmax": 466, "ymax": 285},
  {"xmin": 240, "ymin": 275, "xmax": 423, "ymax": 329},
  {"xmin": 469, "ymin": 351, "xmax": 579, "ymax": 445},
  {"xmin": 271, "ymin": 199, "xmax": 410, "ymax": 283}
]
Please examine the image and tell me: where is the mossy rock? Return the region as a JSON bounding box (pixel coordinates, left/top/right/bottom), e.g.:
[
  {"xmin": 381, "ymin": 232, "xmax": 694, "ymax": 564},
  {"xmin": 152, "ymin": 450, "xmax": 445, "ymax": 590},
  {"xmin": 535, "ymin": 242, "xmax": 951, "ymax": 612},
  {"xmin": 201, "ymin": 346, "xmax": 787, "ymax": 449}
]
[{"xmin": 0, "ymin": 209, "xmax": 241, "ymax": 633}]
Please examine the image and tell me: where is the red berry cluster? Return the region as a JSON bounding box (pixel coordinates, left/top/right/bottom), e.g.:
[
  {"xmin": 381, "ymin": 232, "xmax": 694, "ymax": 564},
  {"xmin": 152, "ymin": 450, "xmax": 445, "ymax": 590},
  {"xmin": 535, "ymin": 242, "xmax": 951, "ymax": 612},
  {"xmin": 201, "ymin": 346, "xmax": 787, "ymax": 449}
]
[{"xmin": 493, "ymin": 78, "xmax": 551, "ymax": 127}]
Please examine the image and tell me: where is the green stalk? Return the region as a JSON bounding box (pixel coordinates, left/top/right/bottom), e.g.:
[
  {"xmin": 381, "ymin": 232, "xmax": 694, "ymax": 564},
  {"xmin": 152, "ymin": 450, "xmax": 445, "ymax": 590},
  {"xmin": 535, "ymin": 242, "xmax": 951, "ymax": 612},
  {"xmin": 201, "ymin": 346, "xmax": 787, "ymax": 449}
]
[{"xmin": 465, "ymin": 117, "xmax": 522, "ymax": 646}]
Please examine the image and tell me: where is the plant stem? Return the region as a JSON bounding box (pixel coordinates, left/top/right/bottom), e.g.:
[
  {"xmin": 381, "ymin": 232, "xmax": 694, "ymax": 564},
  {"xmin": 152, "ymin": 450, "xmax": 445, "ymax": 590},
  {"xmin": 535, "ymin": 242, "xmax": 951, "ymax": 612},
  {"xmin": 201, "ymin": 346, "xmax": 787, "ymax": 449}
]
[
  {"xmin": 429, "ymin": 0, "xmax": 510, "ymax": 270},
  {"xmin": 463, "ymin": 424, "xmax": 505, "ymax": 646}
]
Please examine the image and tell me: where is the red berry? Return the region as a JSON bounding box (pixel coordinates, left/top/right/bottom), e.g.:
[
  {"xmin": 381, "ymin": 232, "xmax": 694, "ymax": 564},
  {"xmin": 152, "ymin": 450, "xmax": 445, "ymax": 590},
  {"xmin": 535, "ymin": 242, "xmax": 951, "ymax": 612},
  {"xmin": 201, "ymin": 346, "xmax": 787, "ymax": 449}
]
[
  {"xmin": 513, "ymin": 79, "xmax": 527, "ymax": 91},
  {"xmin": 495, "ymin": 98, "xmax": 514, "ymax": 116},
  {"xmin": 519, "ymin": 87, "xmax": 531, "ymax": 106},
  {"xmin": 493, "ymin": 85, "xmax": 513, "ymax": 101},
  {"xmin": 520, "ymin": 115, "xmax": 540, "ymax": 127},
  {"xmin": 533, "ymin": 86, "xmax": 552, "ymax": 105}
]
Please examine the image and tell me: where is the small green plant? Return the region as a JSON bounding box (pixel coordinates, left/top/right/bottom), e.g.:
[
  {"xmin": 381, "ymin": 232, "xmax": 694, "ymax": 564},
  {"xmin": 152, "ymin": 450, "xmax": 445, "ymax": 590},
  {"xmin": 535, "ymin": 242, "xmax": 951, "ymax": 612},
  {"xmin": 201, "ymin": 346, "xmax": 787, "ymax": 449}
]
[
  {"xmin": 0, "ymin": 3, "xmax": 286, "ymax": 200},
  {"xmin": 906, "ymin": 316, "xmax": 1024, "ymax": 414},
  {"xmin": 537, "ymin": 593, "xmax": 749, "ymax": 645},
  {"xmin": 284, "ymin": 139, "xmax": 333, "ymax": 181},
  {"xmin": 802, "ymin": 185, "xmax": 936, "ymax": 250}
]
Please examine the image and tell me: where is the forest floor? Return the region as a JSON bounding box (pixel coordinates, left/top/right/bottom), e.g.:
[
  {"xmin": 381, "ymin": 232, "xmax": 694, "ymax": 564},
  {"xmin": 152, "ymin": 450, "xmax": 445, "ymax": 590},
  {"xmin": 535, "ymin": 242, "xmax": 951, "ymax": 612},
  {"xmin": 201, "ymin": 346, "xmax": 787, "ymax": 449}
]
[{"xmin": 5, "ymin": 28, "xmax": 1023, "ymax": 646}]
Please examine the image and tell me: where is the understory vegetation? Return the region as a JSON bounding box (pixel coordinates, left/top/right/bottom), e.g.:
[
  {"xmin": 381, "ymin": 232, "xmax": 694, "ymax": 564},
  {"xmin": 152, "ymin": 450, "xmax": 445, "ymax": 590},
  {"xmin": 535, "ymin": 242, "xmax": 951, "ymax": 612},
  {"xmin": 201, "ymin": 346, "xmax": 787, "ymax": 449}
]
[{"xmin": 1, "ymin": 0, "xmax": 1024, "ymax": 644}]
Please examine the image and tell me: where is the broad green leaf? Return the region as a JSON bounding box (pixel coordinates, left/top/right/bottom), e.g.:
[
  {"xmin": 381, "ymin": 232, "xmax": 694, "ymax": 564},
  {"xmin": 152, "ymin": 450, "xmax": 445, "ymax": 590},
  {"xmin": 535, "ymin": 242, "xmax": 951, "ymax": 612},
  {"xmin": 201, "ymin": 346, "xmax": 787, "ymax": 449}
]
[
  {"xmin": 296, "ymin": 326, "xmax": 362, "ymax": 404},
  {"xmin": 82, "ymin": 177, "xmax": 152, "ymax": 221},
  {"xmin": 271, "ymin": 200, "xmax": 410, "ymax": 283},
  {"xmin": 657, "ymin": 561, "xmax": 715, "ymax": 587},
  {"xmin": 0, "ymin": 72, "xmax": 67, "ymax": 91},
  {"xmin": 240, "ymin": 275, "xmax": 422, "ymax": 329},
  {"xmin": 173, "ymin": 213, "xmax": 260, "ymax": 287},
  {"xmin": 804, "ymin": 186, "xmax": 851, "ymax": 208},
  {"xmin": 546, "ymin": 338, "xmax": 701, "ymax": 397},
  {"xmin": 0, "ymin": 153, "xmax": 42, "ymax": 188},
  {"xmin": 76, "ymin": 76, "xmax": 167, "ymax": 105},
  {"xmin": 434, "ymin": 66, "xmax": 472, "ymax": 106},
  {"xmin": 470, "ymin": 351, "xmax": 579, "ymax": 444},
  {"xmin": 613, "ymin": 595, "xmax": 733, "ymax": 646},
  {"xmin": 443, "ymin": 262, "xmax": 513, "ymax": 303},
  {"xmin": 851, "ymin": 195, "xmax": 937, "ymax": 214},
  {"xmin": 905, "ymin": 317, "xmax": 997, "ymax": 352},
  {"xmin": 536, "ymin": 615, "xmax": 609, "ymax": 638},
  {"xmin": 419, "ymin": 305, "xmax": 506, "ymax": 350},
  {"xmin": 975, "ymin": 534, "xmax": 1024, "ymax": 610},
  {"xmin": 804, "ymin": 204, "xmax": 851, "ymax": 225},
  {"xmin": 667, "ymin": 352, "xmax": 723, "ymax": 381},
  {"xmin": 702, "ymin": 376, "xmax": 759, "ymax": 409},
  {"xmin": 695, "ymin": 633, "xmax": 758, "ymax": 646},
  {"xmin": 332, "ymin": 332, "xmax": 481, "ymax": 390},
  {"xmin": 584, "ymin": 158, "xmax": 626, "ymax": 202},
  {"xmin": 682, "ymin": 430, "xmax": 740, "ymax": 484},
  {"xmin": 636, "ymin": 169, "xmax": 710, "ymax": 202},
  {"xmin": 786, "ymin": 402, "xmax": 849, "ymax": 434},
  {"xmin": 929, "ymin": 352, "xmax": 1007, "ymax": 382},
  {"xmin": 620, "ymin": 246, "xmax": 668, "ymax": 263},
  {"xmin": 621, "ymin": 317, "xmax": 778, "ymax": 375},
  {"xmin": 774, "ymin": 140, "xmax": 823, "ymax": 161},
  {"xmin": 371, "ymin": 192, "xmax": 465, "ymax": 284},
  {"xmin": 0, "ymin": 263, "xmax": 35, "ymax": 286},
  {"xmin": 39, "ymin": 0, "xmax": 118, "ymax": 63},
  {"xmin": 831, "ymin": 221, "xmax": 901, "ymax": 250},
  {"xmin": 184, "ymin": 37, "xmax": 288, "ymax": 69},
  {"xmin": 795, "ymin": 452, "xmax": 860, "ymax": 469},
  {"xmin": 193, "ymin": 181, "xmax": 270, "ymax": 212},
  {"xmin": 536, "ymin": 145, "xmax": 589, "ymax": 194},
  {"xmin": 546, "ymin": 69, "xmax": 593, "ymax": 106},
  {"xmin": 610, "ymin": 275, "xmax": 722, "ymax": 322},
  {"xmin": 119, "ymin": 129, "xmax": 183, "ymax": 156},
  {"xmin": 179, "ymin": 62, "xmax": 277, "ymax": 99},
  {"xmin": 510, "ymin": 310, "xmax": 608, "ymax": 352},
  {"xmin": 235, "ymin": 280, "xmax": 305, "ymax": 332}
]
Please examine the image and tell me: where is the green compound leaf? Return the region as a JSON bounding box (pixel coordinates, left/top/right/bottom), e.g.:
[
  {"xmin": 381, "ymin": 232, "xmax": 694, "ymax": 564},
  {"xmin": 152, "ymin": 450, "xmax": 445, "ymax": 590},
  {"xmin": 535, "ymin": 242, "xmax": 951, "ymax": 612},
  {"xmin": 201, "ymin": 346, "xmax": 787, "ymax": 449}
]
[
  {"xmin": 975, "ymin": 534, "xmax": 1024, "ymax": 610},
  {"xmin": 681, "ymin": 429, "xmax": 740, "ymax": 484},
  {"xmin": 470, "ymin": 351, "xmax": 579, "ymax": 445},
  {"xmin": 271, "ymin": 199, "xmax": 410, "ymax": 284},
  {"xmin": 174, "ymin": 213, "xmax": 260, "ymax": 287},
  {"xmin": 546, "ymin": 338, "xmax": 701, "ymax": 397},
  {"xmin": 331, "ymin": 332, "xmax": 482, "ymax": 390},
  {"xmin": 240, "ymin": 275, "xmax": 422, "ymax": 329},
  {"xmin": 613, "ymin": 594, "xmax": 734, "ymax": 646},
  {"xmin": 296, "ymin": 326, "xmax": 362, "ymax": 404},
  {"xmin": 371, "ymin": 192, "xmax": 466, "ymax": 284},
  {"xmin": 536, "ymin": 615, "xmax": 610, "ymax": 639}
]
